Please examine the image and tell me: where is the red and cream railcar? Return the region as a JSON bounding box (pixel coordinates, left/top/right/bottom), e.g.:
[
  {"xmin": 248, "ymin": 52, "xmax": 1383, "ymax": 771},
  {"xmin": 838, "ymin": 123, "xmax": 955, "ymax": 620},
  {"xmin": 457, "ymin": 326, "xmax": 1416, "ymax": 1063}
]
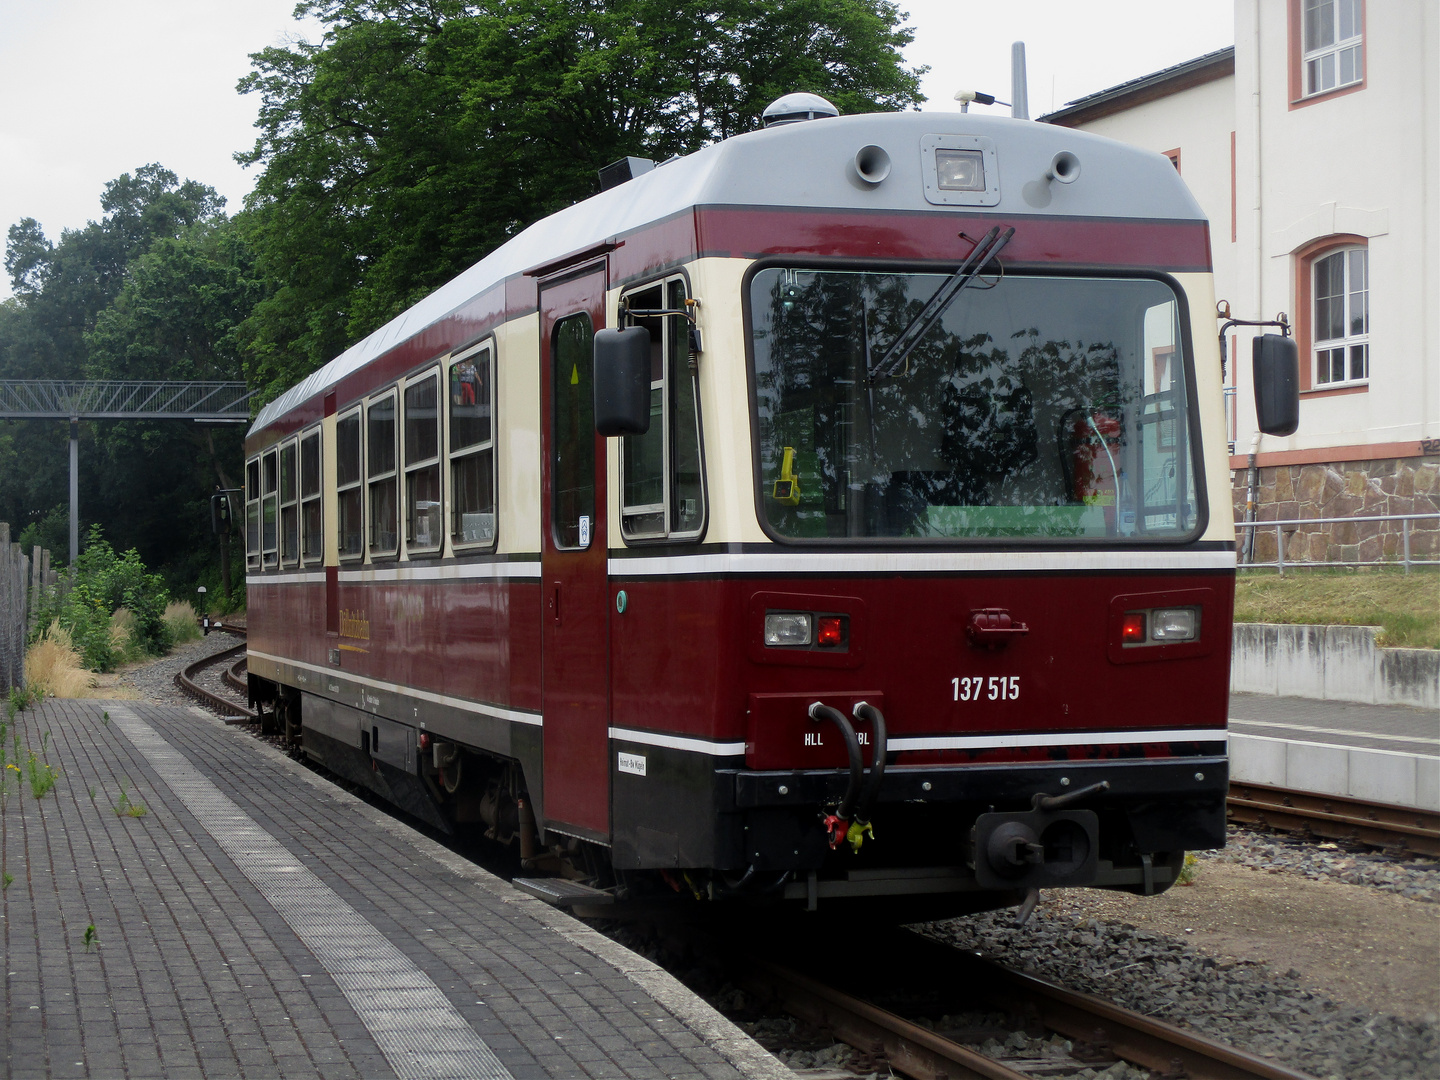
[{"xmin": 244, "ymin": 101, "xmax": 1248, "ymax": 914}]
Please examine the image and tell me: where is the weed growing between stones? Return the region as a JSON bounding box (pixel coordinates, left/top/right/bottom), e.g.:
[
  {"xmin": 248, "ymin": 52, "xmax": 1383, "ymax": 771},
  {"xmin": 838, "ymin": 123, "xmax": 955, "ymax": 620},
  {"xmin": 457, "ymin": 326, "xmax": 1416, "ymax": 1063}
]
[
  {"xmin": 1176, "ymin": 852, "xmax": 1201, "ymax": 885},
  {"xmin": 83, "ymin": 925, "xmax": 97, "ymax": 951},
  {"xmin": 25, "ymin": 731, "xmax": 59, "ymax": 799},
  {"xmin": 114, "ymin": 778, "xmax": 147, "ymax": 818},
  {"xmin": 1, "ymin": 870, "xmax": 11, "ymax": 890}
]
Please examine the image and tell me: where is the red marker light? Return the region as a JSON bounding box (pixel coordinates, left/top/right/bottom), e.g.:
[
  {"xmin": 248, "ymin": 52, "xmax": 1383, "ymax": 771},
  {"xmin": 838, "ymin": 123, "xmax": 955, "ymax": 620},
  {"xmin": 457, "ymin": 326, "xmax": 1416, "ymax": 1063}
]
[
  {"xmin": 816, "ymin": 616, "xmax": 844, "ymax": 647},
  {"xmin": 1121, "ymin": 612, "xmax": 1146, "ymax": 643}
]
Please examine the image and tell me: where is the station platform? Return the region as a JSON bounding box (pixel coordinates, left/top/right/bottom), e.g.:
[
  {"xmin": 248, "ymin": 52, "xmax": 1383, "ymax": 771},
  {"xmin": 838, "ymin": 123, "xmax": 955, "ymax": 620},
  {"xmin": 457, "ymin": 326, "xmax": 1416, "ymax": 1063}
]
[
  {"xmin": 1227, "ymin": 692, "xmax": 1439, "ymax": 811},
  {"xmin": 1, "ymin": 700, "xmax": 791, "ymax": 1080}
]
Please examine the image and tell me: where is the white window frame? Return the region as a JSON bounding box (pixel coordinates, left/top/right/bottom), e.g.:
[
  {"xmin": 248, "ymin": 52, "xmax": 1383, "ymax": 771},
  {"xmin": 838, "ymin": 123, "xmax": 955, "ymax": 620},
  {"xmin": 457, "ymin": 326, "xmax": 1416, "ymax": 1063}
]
[
  {"xmin": 335, "ymin": 407, "xmax": 365, "ymax": 563},
  {"xmin": 261, "ymin": 448, "xmax": 279, "ymax": 569},
  {"xmin": 299, "ymin": 427, "xmax": 323, "ymax": 566},
  {"xmin": 449, "ymin": 340, "xmax": 498, "ymax": 551},
  {"xmin": 1302, "ymin": 0, "xmax": 1363, "ymax": 98},
  {"xmin": 618, "ymin": 275, "xmax": 707, "ymax": 543},
  {"xmin": 1312, "ymin": 245, "xmax": 1368, "ymax": 388},
  {"xmin": 367, "ymin": 389, "xmax": 400, "ymax": 558},
  {"xmin": 279, "ymin": 438, "xmax": 300, "ymax": 568},
  {"xmin": 244, "ymin": 457, "xmax": 261, "ymax": 570},
  {"xmin": 403, "ymin": 367, "xmax": 444, "ymax": 555}
]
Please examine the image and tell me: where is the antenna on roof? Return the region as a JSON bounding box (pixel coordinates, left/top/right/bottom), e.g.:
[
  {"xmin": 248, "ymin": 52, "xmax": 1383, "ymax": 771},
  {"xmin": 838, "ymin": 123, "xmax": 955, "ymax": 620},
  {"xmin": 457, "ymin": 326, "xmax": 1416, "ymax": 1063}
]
[{"xmin": 1011, "ymin": 42, "xmax": 1030, "ymax": 120}]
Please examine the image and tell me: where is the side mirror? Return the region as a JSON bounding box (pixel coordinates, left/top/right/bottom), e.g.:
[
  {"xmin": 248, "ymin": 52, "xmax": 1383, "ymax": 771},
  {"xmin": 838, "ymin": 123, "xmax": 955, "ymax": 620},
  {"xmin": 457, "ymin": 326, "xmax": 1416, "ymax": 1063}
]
[
  {"xmin": 1253, "ymin": 334, "xmax": 1299, "ymax": 437},
  {"xmin": 594, "ymin": 326, "xmax": 652, "ymax": 436}
]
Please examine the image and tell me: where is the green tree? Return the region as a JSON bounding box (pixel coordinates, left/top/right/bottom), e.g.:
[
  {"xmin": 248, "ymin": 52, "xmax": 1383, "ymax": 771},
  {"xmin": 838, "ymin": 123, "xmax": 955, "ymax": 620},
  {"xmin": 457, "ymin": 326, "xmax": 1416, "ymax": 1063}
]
[
  {"xmin": 0, "ymin": 166, "xmax": 235, "ymax": 580},
  {"xmin": 236, "ymin": 0, "xmax": 925, "ymax": 400},
  {"xmin": 83, "ymin": 217, "xmax": 262, "ymax": 590}
]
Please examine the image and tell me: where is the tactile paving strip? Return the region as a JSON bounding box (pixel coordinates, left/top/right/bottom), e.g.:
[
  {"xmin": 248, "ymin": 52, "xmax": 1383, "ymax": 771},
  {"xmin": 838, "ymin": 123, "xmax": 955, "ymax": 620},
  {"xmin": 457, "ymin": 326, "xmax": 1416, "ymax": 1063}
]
[{"xmin": 108, "ymin": 706, "xmax": 512, "ymax": 1080}]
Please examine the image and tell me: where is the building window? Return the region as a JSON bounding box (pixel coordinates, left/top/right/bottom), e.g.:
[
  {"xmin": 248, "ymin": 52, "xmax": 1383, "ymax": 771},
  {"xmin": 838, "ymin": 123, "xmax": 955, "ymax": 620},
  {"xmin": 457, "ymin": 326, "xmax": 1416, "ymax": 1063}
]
[
  {"xmin": 1163, "ymin": 148, "xmax": 1180, "ymax": 173},
  {"xmin": 1302, "ymin": 0, "xmax": 1363, "ymax": 97},
  {"xmin": 1312, "ymin": 246, "xmax": 1368, "ymax": 387}
]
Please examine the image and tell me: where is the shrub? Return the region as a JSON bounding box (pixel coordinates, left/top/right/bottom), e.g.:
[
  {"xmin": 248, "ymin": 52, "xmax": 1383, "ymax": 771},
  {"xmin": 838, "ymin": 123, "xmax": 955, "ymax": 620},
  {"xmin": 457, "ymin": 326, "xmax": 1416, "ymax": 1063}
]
[{"xmin": 27, "ymin": 526, "xmax": 173, "ymax": 671}]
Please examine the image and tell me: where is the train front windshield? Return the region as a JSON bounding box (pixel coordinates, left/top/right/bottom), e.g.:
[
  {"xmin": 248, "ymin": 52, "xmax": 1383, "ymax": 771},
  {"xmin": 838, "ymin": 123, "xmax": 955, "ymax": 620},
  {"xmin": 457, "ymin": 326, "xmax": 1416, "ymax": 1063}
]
[{"xmin": 749, "ymin": 268, "xmax": 1201, "ymax": 541}]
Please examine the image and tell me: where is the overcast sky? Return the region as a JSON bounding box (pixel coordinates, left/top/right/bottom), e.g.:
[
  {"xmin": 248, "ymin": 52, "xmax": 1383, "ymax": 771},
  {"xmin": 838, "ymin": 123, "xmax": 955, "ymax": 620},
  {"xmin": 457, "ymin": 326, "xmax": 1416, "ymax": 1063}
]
[{"xmin": 0, "ymin": 0, "xmax": 1235, "ymax": 301}]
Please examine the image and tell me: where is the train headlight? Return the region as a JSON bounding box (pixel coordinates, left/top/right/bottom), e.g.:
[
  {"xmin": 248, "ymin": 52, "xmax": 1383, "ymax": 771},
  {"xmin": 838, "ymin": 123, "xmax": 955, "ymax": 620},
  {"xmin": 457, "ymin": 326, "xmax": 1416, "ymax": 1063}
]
[
  {"xmin": 935, "ymin": 149, "xmax": 985, "ymax": 191},
  {"xmin": 764, "ymin": 612, "xmax": 812, "ymax": 646},
  {"xmin": 1151, "ymin": 608, "xmax": 1198, "ymax": 641}
]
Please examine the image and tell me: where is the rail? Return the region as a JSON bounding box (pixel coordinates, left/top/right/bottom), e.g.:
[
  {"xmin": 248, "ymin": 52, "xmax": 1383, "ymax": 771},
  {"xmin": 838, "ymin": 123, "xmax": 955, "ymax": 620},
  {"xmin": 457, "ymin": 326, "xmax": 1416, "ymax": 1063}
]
[
  {"xmin": 1236, "ymin": 512, "xmax": 1440, "ymax": 575},
  {"xmin": 174, "ymin": 625, "xmax": 255, "ymax": 722},
  {"xmin": 1228, "ymin": 783, "xmax": 1440, "ymax": 858},
  {"xmin": 735, "ymin": 931, "xmax": 1317, "ymax": 1080}
]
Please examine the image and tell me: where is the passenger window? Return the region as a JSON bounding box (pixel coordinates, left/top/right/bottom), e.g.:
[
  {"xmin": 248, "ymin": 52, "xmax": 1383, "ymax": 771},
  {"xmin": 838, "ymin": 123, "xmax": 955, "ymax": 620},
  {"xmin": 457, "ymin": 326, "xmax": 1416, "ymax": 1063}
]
[
  {"xmin": 336, "ymin": 410, "xmax": 363, "ymax": 560},
  {"xmin": 404, "ymin": 372, "xmax": 442, "ymax": 552},
  {"xmin": 300, "ymin": 430, "xmax": 322, "ymax": 563},
  {"xmin": 621, "ymin": 278, "xmax": 706, "ymax": 540},
  {"xmin": 279, "ymin": 441, "xmax": 299, "ymax": 567},
  {"xmin": 261, "ymin": 449, "xmax": 279, "ymax": 568},
  {"xmin": 245, "ymin": 458, "xmax": 261, "ymax": 569},
  {"xmin": 551, "ymin": 314, "xmax": 594, "ymax": 549},
  {"xmin": 367, "ymin": 392, "xmax": 398, "ymax": 556},
  {"xmin": 449, "ymin": 343, "xmax": 496, "ymax": 548}
]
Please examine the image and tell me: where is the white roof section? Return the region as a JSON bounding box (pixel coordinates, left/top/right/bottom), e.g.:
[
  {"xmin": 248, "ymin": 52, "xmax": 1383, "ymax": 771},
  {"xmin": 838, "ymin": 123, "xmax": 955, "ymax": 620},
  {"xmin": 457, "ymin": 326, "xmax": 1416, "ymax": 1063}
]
[{"xmin": 252, "ymin": 111, "xmax": 1205, "ymax": 435}]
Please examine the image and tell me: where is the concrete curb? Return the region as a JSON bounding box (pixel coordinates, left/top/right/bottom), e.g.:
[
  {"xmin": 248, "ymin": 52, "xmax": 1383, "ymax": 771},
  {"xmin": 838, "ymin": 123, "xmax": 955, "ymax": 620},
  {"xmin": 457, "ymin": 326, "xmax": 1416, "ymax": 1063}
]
[
  {"xmin": 1231, "ymin": 623, "xmax": 1440, "ymax": 710},
  {"xmin": 1230, "ymin": 731, "xmax": 1440, "ymax": 811}
]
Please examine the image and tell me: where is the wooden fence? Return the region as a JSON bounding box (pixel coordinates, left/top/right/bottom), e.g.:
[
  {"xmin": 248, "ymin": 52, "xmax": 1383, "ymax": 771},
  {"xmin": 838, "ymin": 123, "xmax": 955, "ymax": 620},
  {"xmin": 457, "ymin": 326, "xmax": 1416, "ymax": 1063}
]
[{"xmin": 0, "ymin": 522, "xmax": 59, "ymax": 695}]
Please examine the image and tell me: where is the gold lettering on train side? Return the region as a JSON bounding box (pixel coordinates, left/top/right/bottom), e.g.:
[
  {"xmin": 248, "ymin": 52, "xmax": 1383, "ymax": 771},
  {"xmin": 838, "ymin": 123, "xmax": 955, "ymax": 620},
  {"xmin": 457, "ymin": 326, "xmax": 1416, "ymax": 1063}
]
[{"xmin": 339, "ymin": 609, "xmax": 370, "ymax": 640}]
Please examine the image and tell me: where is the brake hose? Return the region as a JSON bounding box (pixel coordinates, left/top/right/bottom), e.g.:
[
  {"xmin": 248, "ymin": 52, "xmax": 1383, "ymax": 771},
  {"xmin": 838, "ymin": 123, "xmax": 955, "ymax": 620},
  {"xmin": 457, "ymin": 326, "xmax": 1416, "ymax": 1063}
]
[
  {"xmin": 808, "ymin": 702, "xmax": 863, "ymax": 822},
  {"xmin": 851, "ymin": 700, "xmax": 889, "ymax": 825}
]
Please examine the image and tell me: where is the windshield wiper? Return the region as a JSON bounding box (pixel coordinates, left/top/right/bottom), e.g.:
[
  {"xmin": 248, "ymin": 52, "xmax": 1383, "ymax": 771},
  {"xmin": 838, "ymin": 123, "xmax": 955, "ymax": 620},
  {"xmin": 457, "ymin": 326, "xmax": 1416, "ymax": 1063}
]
[{"xmin": 866, "ymin": 225, "xmax": 1014, "ymax": 382}]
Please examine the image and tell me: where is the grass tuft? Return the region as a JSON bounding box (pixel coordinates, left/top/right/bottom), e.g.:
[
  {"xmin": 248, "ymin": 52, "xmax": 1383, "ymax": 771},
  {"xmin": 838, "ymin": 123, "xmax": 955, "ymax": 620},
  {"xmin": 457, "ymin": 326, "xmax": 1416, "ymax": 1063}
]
[
  {"xmin": 163, "ymin": 601, "xmax": 203, "ymax": 646},
  {"xmin": 25, "ymin": 623, "xmax": 95, "ymax": 699},
  {"xmin": 1235, "ymin": 568, "xmax": 1440, "ymax": 649}
]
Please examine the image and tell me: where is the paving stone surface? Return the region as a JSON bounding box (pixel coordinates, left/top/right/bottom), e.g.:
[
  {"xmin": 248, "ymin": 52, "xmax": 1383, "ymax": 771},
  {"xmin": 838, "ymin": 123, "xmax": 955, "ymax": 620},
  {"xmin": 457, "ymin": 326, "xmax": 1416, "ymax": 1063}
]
[{"xmin": 0, "ymin": 700, "xmax": 788, "ymax": 1080}]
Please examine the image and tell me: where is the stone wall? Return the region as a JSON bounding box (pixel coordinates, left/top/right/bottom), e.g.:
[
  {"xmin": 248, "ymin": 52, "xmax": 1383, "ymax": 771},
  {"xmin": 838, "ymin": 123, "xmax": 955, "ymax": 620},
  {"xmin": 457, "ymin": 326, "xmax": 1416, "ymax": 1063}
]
[{"xmin": 1231, "ymin": 455, "xmax": 1440, "ymax": 565}]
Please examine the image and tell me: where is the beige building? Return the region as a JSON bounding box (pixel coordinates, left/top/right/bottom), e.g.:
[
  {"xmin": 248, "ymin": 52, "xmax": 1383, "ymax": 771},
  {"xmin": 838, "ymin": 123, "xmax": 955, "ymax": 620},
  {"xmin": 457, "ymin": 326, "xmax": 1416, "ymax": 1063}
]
[{"xmin": 1043, "ymin": 0, "xmax": 1439, "ymax": 566}]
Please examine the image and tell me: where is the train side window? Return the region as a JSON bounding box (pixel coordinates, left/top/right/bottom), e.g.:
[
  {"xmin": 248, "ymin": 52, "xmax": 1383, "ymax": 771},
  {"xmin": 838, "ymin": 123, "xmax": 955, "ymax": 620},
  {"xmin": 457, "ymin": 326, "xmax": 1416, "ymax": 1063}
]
[
  {"xmin": 367, "ymin": 392, "xmax": 399, "ymax": 556},
  {"xmin": 336, "ymin": 409, "xmax": 363, "ymax": 561},
  {"xmin": 551, "ymin": 314, "xmax": 594, "ymax": 549},
  {"xmin": 245, "ymin": 458, "xmax": 261, "ymax": 570},
  {"xmin": 279, "ymin": 440, "xmax": 299, "ymax": 567},
  {"xmin": 404, "ymin": 370, "xmax": 442, "ymax": 553},
  {"xmin": 449, "ymin": 342, "xmax": 496, "ymax": 549},
  {"xmin": 300, "ymin": 429, "xmax": 322, "ymax": 563},
  {"xmin": 621, "ymin": 277, "xmax": 706, "ymax": 541},
  {"xmin": 261, "ymin": 449, "xmax": 279, "ymax": 568}
]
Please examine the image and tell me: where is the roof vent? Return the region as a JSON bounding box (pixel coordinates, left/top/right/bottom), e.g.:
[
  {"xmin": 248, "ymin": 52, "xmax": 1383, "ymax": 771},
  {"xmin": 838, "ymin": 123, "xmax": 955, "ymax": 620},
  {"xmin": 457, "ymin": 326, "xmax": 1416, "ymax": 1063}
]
[
  {"xmin": 598, "ymin": 156, "xmax": 655, "ymax": 191},
  {"xmin": 762, "ymin": 93, "xmax": 839, "ymax": 128}
]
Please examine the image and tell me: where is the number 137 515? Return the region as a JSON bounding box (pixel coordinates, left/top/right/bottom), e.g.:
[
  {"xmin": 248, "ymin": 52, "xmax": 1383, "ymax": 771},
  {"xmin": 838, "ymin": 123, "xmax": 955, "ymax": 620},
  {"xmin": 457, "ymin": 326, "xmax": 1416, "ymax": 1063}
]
[{"xmin": 952, "ymin": 676, "xmax": 1020, "ymax": 701}]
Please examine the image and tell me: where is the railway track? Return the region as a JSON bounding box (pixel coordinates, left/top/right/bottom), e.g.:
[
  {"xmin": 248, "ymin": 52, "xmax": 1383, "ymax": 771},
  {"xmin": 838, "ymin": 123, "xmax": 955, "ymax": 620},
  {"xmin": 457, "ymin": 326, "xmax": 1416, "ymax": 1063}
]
[
  {"xmin": 736, "ymin": 928, "xmax": 1317, "ymax": 1080},
  {"xmin": 1227, "ymin": 782, "xmax": 1440, "ymax": 858},
  {"xmin": 174, "ymin": 625, "xmax": 255, "ymax": 722}
]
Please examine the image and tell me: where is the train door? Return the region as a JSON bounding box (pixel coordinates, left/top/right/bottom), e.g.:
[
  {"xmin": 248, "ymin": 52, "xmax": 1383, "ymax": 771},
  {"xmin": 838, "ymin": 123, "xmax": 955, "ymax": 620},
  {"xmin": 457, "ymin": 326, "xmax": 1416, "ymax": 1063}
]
[{"xmin": 539, "ymin": 262, "xmax": 611, "ymax": 840}]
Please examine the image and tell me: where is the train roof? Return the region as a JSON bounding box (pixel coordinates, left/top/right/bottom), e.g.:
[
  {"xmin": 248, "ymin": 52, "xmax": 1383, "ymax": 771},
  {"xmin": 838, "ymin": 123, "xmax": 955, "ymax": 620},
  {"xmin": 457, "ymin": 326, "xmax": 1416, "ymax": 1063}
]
[{"xmin": 251, "ymin": 111, "xmax": 1205, "ymax": 435}]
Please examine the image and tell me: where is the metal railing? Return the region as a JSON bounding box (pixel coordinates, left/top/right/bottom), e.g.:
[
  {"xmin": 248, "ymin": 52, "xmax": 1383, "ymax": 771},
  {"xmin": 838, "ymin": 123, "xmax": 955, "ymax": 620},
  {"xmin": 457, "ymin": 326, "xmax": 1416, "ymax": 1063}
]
[{"xmin": 1237, "ymin": 512, "xmax": 1440, "ymax": 575}]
